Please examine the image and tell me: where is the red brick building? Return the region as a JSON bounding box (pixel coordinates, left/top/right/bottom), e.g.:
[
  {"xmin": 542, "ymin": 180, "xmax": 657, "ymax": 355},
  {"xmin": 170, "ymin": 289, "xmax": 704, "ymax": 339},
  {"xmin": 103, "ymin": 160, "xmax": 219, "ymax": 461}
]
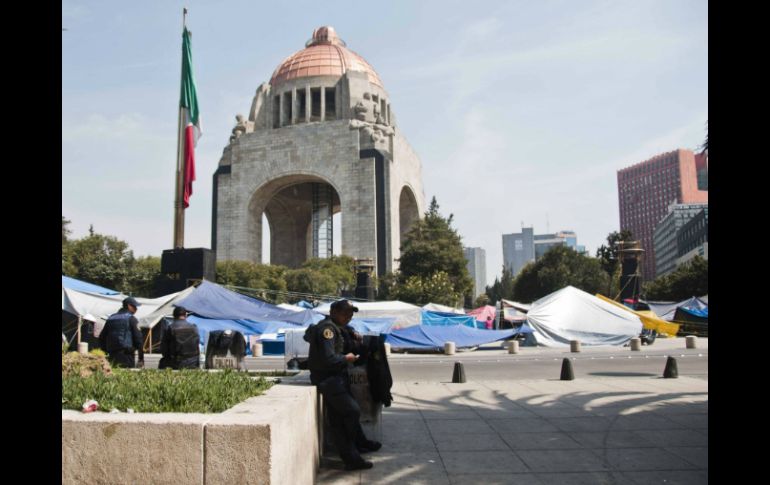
[{"xmin": 617, "ymin": 149, "xmax": 708, "ymax": 281}]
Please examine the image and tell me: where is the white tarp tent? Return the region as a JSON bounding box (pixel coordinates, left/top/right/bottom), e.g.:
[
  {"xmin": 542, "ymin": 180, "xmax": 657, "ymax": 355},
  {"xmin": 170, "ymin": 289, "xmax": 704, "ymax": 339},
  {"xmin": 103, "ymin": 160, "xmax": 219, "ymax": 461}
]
[
  {"xmin": 277, "ymin": 303, "xmax": 306, "ymax": 312},
  {"xmin": 62, "ymin": 285, "xmax": 196, "ymax": 330},
  {"xmin": 314, "ymin": 300, "xmax": 422, "ymax": 328},
  {"xmin": 526, "ymin": 286, "xmax": 642, "ymax": 347},
  {"xmin": 421, "ymin": 303, "xmax": 466, "ymax": 315}
]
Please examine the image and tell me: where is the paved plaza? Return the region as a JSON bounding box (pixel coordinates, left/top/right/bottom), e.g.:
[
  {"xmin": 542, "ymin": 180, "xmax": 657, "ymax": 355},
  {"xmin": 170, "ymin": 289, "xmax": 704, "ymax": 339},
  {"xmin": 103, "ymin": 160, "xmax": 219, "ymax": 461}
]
[{"xmin": 317, "ymin": 341, "xmax": 708, "ymax": 484}]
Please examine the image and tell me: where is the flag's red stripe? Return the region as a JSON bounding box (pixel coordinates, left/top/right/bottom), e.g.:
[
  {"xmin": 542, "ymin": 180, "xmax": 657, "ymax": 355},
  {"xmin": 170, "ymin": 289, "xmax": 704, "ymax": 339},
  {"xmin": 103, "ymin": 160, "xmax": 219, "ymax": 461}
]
[{"xmin": 183, "ymin": 124, "xmax": 196, "ymax": 209}]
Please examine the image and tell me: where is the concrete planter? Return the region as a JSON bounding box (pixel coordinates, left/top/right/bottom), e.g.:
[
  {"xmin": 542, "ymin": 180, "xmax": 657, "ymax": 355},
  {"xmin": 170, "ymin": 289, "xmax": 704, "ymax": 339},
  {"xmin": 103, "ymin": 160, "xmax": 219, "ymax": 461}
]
[{"xmin": 62, "ymin": 372, "xmax": 321, "ymax": 485}]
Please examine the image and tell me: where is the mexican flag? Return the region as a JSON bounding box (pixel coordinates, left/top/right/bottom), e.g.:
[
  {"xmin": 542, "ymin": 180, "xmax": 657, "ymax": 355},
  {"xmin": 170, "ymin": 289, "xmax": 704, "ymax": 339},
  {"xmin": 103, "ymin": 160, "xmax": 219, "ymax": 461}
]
[{"xmin": 180, "ymin": 27, "xmax": 200, "ymax": 209}]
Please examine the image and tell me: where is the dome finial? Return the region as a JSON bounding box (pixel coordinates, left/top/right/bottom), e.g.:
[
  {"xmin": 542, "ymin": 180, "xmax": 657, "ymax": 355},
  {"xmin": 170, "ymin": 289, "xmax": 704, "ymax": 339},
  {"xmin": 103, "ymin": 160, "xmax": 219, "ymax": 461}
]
[{"xmin": 306, "ymin": 26, "xmax": 346, "ymax": 47}]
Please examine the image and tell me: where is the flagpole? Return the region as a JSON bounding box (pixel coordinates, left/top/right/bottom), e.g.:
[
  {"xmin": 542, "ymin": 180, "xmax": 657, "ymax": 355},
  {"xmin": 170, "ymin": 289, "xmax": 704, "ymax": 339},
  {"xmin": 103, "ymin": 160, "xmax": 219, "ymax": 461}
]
[{"xmin": 173, "ymin": 8, "xmax": 188, "ymax": 249}]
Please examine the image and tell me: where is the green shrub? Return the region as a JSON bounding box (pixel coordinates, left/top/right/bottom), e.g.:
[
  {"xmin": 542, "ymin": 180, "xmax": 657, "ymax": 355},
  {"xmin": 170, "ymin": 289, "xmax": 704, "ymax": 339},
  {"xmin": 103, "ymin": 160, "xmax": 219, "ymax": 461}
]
[{"xmin": 62, "ymin": 369, "xmax": 273, "ymax": 413}]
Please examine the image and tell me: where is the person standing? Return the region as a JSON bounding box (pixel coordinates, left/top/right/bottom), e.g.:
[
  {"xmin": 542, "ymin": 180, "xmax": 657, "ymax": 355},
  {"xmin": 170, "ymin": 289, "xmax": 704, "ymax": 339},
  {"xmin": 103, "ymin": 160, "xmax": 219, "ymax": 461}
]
[
  {"xmin": 304, "ymin": 300, "xmax": 381, "ymax": 471},
  {"xmin": 159, "ymin": 306, "xmax": 200, "ymax": 369},
  {"xmin": 99, "ymin": 296, "xmax": 145, "ymax": 368}
]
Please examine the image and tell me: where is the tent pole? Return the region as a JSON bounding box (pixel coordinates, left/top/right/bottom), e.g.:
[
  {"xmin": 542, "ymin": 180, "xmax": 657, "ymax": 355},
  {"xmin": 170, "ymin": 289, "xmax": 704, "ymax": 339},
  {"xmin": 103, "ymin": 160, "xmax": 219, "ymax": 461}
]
[{"xmin": 77, "ymin": 315, "xmax": 82, "ymax": 345}]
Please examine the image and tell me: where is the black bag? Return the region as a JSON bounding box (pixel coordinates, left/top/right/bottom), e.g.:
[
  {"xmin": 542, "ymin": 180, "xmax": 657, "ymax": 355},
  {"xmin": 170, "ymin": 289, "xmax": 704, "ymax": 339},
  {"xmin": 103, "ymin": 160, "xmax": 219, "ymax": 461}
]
[{"xmin": 205, "ymin": 329, "xmax": 247, "ymax": 369}]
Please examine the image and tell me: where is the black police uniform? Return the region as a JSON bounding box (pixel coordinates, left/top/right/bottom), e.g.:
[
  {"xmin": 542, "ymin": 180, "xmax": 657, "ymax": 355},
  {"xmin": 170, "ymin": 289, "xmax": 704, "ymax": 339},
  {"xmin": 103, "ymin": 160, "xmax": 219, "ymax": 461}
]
[
  {"xmin": 305, "ymin": 316, "xmax": 376, "ymax": 469},
  {"xmin": 99, "ymin": 308, "xmax": 144, "ymax": 368},
  {"xmin": 159, "ymin": 319, "xmax": 201, "ymax": 369}
]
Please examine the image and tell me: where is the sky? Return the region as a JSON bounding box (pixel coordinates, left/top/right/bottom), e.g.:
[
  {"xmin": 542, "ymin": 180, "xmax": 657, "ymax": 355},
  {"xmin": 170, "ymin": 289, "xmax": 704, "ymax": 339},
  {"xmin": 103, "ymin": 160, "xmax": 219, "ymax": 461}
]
[{"xmin": 62, "ymin": 0, "xmax": 707, "ymax": 287}]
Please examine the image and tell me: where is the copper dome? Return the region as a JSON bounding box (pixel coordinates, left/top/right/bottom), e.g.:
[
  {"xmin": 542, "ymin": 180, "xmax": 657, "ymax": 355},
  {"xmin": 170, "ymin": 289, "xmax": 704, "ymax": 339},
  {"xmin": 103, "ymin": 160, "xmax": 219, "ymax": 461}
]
[{"xmin": 270, "ymin": 26, "xmax": 383, "ymax": 88}]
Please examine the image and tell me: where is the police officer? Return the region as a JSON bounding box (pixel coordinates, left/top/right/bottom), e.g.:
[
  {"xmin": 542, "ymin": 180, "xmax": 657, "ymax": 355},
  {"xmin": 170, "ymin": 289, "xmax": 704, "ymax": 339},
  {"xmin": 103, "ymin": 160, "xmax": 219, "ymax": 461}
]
[
  {"xmin": 99, "ymin": 296, "xmax": 145, "ymax": 368},
  {"xmin": 304, "ymin": 300, "xmax": 381, "ymax": 471},
  {"xmin": 159, "ymin": 306, "xmax": 200, "ymax": 369}
]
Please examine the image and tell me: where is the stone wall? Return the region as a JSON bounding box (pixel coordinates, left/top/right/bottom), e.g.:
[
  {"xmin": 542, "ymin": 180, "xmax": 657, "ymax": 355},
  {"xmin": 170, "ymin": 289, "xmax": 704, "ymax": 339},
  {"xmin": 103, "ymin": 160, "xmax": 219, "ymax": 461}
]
[{"xmin": 62, "ymin": 378, "xmax": 321, "ymax": 485}]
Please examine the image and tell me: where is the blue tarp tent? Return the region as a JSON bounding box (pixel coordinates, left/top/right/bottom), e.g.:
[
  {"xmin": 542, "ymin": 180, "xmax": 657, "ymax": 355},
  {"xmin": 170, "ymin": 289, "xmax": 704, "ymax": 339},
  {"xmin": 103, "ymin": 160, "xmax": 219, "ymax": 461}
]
[
  {"xmin": 385, "ymin": 324, "xmax": 530, "ymax": 350},
  {"xmin": 421, "ymin": 310, "xmax": 480, "ymax": 328},
  {"xmin": 646, "ymin": 296, "xmax": 707, "ymax": 322},
  {"xmin": 176, "ymin": 281, "xmax": 321, "ymax": 325},
  {"xmin": 348, "ymin": 317, "xmax": 397, "ymax": 335},
  {"xmin": 187, "ymin": 315, "xmax": 311, "ymax": 356},
  {"xmin": 62, "ymin": 276, "xmax": 120, "ymax": 295}
]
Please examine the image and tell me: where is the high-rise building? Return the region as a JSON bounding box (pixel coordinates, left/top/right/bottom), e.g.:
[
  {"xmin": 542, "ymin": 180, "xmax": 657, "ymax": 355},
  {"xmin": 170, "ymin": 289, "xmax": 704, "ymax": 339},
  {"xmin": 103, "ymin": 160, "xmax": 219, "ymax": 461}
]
[
  {"xmin": 502, "ymin": 227, "xmax": 535, "ymax": 277},
  {"xmin": 503, "ymin": 229, "xmax": 583, "ymax": 277},
  {"xmin": 652, "ymin": 203, "xmax": 708, "ymax": 278},
  {"xmin": 463, "ymin": 247, "xmax": 487, "ymax": 299},
  {"xmin": 617, "ymin": 148, "xmax": 708, "ymax": 281},
  {"xmin": 676, "ymin": 207, "xmax": 708, "ymax": 268},
  {"xmin": 534, "ymin": 230, "xmax": 578, "ymax": 259}
]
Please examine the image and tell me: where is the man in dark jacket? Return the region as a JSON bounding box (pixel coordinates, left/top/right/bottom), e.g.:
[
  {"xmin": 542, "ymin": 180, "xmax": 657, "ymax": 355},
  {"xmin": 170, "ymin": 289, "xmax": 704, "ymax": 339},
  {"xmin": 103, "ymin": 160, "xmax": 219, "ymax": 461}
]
[
  {"xmin": 159, "ymin": 306, "xmax": 200, "ymax": 369},
  {"xmin": 304, "ymin": 300, "xmax": 381, "ymax": 471},
  {"xmin": 99, "ymin": 296, "xmax": 145, "ymax": 368}
]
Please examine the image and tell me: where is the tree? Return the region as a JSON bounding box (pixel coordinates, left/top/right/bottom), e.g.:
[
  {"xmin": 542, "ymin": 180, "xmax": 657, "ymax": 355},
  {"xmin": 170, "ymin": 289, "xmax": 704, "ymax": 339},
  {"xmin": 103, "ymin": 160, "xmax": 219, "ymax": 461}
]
[
  {"xmin": 284, "ymin": 268, "xmax": 338, "ymax": 298},
  {"xmin": 643, "ymin": 256, "xmax": 708, "ymax": 301},
  {"xmin": 485, "ymin": 266, "xmax": 514, "ymax": 304},
  {"xmin": 216, "ymin": 260, "xmax": 288, "ymax": 303},
  {"xmin": 513, "ymin": 246, "xmax": 609, "ymax": 302},
  {"xmin": 595, "ymin": 229, "xmax": 633, "ymax": 297},
  {"xmin": 124, "ymin": 256, "xmax": 162, "ymax": 297},
  {"xmin": 62, "ymin": 216, "xmax": 71, "ymax": 245},
  {"xmin": 376, "ymin": 272, "xmax": 398, "ymax": 301},
  {"xmin": 64, "ymin": 229, "xmax": 135, "ymax": 292},
  {"xmin": 392, "ymin": 271, "xmax": 460, "ymax": 306},
  {"xmin": 395, "ymin": 196, "xmax": 473, "ymax": 305},
  {"xmin": 62, "ymin": 216, "xmax": 76, "ymax": 275},
  {"xmin": 299, "ymin": 256, "xmax": 356, "ymax": 294},
  {"xmin": 474, "ymin": 293, "xmax": 490, "ymax": 308}
]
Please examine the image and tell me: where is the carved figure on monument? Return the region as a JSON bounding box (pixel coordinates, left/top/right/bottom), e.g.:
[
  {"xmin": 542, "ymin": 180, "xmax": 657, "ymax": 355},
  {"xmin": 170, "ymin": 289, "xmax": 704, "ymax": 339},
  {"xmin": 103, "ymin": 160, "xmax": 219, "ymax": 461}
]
[
  {"xmin": 229, "ymin": 114, "xmax": 248, "ymax": 143},
  {"xmin": 353, "ymin": 102, "xmax": 368, "ymax": 121}
]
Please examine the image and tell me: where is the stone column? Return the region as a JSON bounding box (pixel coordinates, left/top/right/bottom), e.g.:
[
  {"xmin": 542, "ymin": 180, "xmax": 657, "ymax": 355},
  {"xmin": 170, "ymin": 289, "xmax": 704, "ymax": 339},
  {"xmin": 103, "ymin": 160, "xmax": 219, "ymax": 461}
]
[
  {"xmin": 305, "ymin": 86, "xmax": 311, "ymax": 122},
  {"xmin": 320, "ymin": 86, "xmax": 326, "ymax": 122}
]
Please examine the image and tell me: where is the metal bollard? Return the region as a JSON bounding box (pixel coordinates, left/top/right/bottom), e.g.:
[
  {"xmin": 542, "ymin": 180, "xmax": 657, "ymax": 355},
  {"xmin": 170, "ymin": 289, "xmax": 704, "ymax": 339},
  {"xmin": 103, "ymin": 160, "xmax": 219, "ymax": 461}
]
[
  {"xmin": 444, "ymin": 341, "xmax": 456, "ymax": 355},
  {"xmin": 384, "ymin": 343, "xmax": 391, "ymax": 355},
  {"xmin": 685, "ymin": 335, "xmax": 697, "ymax": 349},
  {"xmin": 630, "ymin": 338, "xmax": 641, "ymax": 351},
  {"xmin": 252, "ymin": 342, "xmax": 263, "ymax": 357},
  {"xmin": 452, "ymin": 362, "xmax": 466, "ymax": 383},
  {"xmin": 508, "ymin": 340, "xmax": 519, "ymax": 354},
  {"xmin": 570, "ymin": 340, "xmax": 581, "ymax": 353},
  {"xmin": 78, "ymin": 342, "xmax": 89, "ymax": 355}
]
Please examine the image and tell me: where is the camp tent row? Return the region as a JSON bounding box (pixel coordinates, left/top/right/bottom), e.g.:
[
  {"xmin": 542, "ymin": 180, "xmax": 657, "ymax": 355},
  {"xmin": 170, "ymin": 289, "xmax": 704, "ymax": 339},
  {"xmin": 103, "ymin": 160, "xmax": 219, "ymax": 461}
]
[{"xmin": 64, "ymin": 277, "xmax": 689, "ymax": 352}]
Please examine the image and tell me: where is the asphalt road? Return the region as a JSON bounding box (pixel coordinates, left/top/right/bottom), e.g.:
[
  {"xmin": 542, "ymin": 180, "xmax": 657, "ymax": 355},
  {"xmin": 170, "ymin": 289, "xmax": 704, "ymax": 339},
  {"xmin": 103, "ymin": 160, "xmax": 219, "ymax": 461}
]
[{"xmin": 141, "ymin": 347, "xmax": 708, "ymax": 381}]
